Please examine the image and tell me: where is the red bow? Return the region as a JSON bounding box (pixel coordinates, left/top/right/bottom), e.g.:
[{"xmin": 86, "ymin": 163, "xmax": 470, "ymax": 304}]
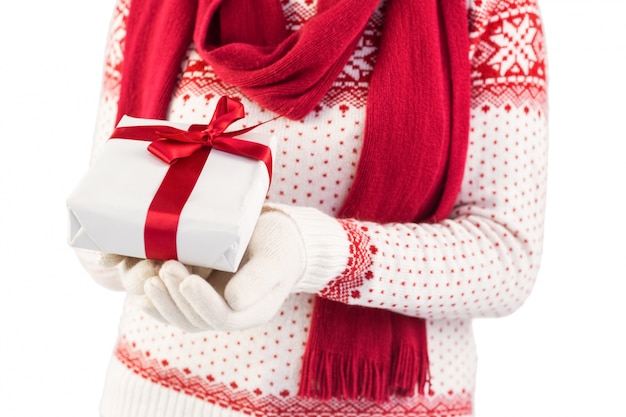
[{"xmin": 148, "ymin": 96, "xmax": 273, "ymax": 181}]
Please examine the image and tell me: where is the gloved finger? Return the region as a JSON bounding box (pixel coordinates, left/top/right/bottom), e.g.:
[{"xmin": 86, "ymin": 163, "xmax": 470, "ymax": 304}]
[
  {"xmin": 178, "ymin": 275, "xmax": 233, "ymax": 329},
  {"xmin": 100, "ymin": 254, "xmax": 144, "ymax": 269},
  {"xmin": 122, "ymin": 260, "xmax": 161, "ymax": 295},
  {"xmin": 223, "ymin": 256, "xmax": 282, "ymax": 311},
  {"xmin": 100, "ymin": 253, "xmax": 127, "ymax": 268},
  {"xmin": 141, "ymin": 297, "xmax": 168, "ymax": 325},
  {"xmin": 143, "ymin": 277, "xmax": 199, "ymax": 332},
  {"xmin": 159, "ymin": 261, "xmax": 212, "ymax": 330},
  {"xmin": 180, "ymin": 274, "xmax": 288, "ymax": 331}
]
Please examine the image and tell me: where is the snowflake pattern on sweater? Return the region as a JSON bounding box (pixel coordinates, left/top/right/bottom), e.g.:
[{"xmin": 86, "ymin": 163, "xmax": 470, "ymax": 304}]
[{"xmin": 88, "ymin": 0, "xmax": 548, "ymax": 416}]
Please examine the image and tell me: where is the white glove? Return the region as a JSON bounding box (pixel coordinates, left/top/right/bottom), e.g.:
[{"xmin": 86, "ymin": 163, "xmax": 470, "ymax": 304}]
[
  {"xmin": 142, "ymin": 209, "xmax": 306, "ymax": 331},
  {"xmin": 74, "ymin": 247, "xmax": 164, "ymax": 293},
  {"xmin": 99, "ymin": 254, "xmax": 211, "ymax": 295},
  {"xmin": 73, "ymin": 248, "xmax": 142, "ymax": 291},
  {"xmin": 99, "ymin": 253, "xmax": 163, "ymax": 295}
]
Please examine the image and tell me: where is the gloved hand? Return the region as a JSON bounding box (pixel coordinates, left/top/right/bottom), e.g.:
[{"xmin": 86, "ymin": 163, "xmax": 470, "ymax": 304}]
[
  {"xmin": 74, "ymin": 248, "xmax": 163, "ymax": 293},
  {"xmin": 73, "ymin": 248, "xmax": 127, "ymax": 291},
  {"xmin": 99, "ymin": 254, "xmax": 212, "ymax": 296},
  {"xmin": 141, "ymin": 209, "xmax": 306, "ymax": 331},
  {"xmin": 100, "ymin": 254, "xmax": 163, "ymax": 295}
]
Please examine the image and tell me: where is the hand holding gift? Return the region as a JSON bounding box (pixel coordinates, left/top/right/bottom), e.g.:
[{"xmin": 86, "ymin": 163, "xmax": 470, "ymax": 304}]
[
  {"xmin": 124, "ymin": 208, "xmax": 306, "ymax": 332},
  {"xmin": 69, "ymin": 96, "xmax": 350, "ymax": 331}
]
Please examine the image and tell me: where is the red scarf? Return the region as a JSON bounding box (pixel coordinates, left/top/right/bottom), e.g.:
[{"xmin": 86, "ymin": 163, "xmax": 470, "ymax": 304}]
[{"xmin": 117, "ymin": 0, "xmax": 470, "ymax": 401}]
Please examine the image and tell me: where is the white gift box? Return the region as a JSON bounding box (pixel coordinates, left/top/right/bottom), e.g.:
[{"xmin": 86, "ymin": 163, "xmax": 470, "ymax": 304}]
[{"xmin": 67, "ymin": 115, "xmax": 275, "ymax": 272}]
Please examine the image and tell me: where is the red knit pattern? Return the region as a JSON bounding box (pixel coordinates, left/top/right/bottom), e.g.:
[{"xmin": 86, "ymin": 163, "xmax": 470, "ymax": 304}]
[
  {"xmin": 470, "ymin": 0, "xmax": 546, "ymax": 107},
  {"xmin": 322, "ymin": 4, "xmax": 383, "ymax": 109},
  {"xmin": 101, "ymin": 0, "xmax": 128, "ymax": 98},
  {"xmin": 116, "ymin": 340, "xmax": 473, "ymax": 417},
  {"xmin": 176, "ymin": 50, "xmax": 241, "ymax": 101},
  {"xmin": 320, "ymin": 220, "xmax": 374, "ymax": 302}
]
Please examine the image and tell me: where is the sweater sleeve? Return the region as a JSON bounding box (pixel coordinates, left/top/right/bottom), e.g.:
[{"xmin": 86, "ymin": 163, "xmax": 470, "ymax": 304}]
[{"xmin": 283, "ymin": 0, "xmax": 548, "ymax": 320}]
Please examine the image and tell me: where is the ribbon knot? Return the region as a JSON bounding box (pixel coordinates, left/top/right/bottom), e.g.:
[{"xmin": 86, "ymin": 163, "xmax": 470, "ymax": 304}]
[
  {"xmin": 145, "ymin": 96, "xmax": 274, "ymax": 182},
  {"xmin": 201, "ymin": 130, "xmax": 214, "ymax": 145},
  {"xmin": 149, "ymin": 96, "xmax": 248, "ymax": 164}
]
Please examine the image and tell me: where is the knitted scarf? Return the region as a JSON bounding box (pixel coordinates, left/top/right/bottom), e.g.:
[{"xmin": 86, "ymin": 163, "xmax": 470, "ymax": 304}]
[{"xmin": 117, "ymin": 0, "xmax": 470, "ymax": 401}]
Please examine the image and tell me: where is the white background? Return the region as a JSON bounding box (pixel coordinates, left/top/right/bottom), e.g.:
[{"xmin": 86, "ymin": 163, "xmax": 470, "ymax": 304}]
[{"xmin": 1, "ymin": 0, "xmax": 624, "ymax": 416}]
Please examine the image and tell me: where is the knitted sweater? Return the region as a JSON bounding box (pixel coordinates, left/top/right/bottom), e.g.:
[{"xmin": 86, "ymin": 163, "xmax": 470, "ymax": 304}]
[{"xmin": 81, "ymin": 0, "xmax": 548, "ymax": 415}]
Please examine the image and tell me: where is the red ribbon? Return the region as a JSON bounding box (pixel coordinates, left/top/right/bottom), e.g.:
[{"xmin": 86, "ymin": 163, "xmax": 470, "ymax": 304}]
[{"xmin": 108, "ymin": 96, "xmax": 273, "ymax": 262}]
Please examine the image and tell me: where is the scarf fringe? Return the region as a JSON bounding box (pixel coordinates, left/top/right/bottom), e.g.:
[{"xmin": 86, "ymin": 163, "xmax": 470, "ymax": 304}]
[
  {"xmin": 298, "ymin": 344, "xmax": 430, "ymax": 401},
  {"xmin": 298, "ymin": 350, "xmax": 390, "ymax": 402},
  {"xmin": 389, "ymin": 343, "xmax": 430, "ymax": 397}
]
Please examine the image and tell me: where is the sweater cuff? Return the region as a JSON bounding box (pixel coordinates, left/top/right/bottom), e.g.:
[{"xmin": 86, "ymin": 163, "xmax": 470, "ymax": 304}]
[{"xmin": 262, "ymin": 204, "xmax": 350, "ymax": 294}]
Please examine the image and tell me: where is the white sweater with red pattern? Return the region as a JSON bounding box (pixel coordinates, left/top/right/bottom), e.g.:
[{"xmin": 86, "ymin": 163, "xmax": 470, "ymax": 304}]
[{"xmin": 80, "ymin": 0, "xmax": 548, "ymax": 416}]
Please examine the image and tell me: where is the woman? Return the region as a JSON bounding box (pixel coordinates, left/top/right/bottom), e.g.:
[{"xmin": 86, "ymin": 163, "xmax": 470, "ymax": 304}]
[{"xmin": 76, "ymin": 0, "xmax": 548, "ymax": 415}]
